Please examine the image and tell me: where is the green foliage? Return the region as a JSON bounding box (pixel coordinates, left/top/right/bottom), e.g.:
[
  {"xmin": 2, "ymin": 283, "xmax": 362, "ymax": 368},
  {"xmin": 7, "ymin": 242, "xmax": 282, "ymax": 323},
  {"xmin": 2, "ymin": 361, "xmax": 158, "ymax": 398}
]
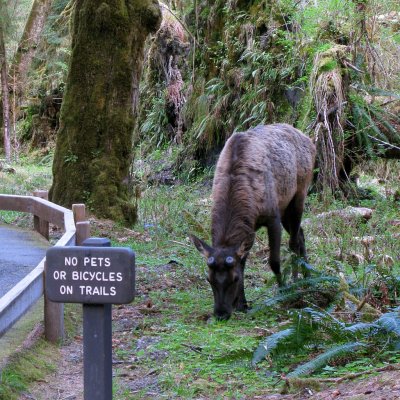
[
  {"xmin": 0, "ymin": 157, "xmax": 51, "ymax": 196},
  {"xmin": 0, "ymin": 340, "xmax": 57, "ymax": 400},
  {"xmin": 254, "ymin": 296, "xmax": 400, "ymax": 377},
  {"xmin": 287, "ymin": 342, "xmax": 366, "ymax": 378},
  {"xmin": 252, "ymin": 328, "xmax": 295, "ymax": 366},
  {"xmin": 139, "ymin": 94, "xmax": 169, "ymax": 148},
  {"xmin": 257, "ymin": 275, "xmax": 341, "ymax": 309},
  {"xmin": 1, "ymin": 0, "xmax": 33, "ymax": 58},
  {"xmin": 30, "ymin": 0, "xmax": 71, "ymax": 92},
  {"xmin": 349, "ymin": 85, "xmax": 400, "ymax": 158},
  {"xmin": 376, "ymin": 311, "xmax": 400, "ymax": 338}
]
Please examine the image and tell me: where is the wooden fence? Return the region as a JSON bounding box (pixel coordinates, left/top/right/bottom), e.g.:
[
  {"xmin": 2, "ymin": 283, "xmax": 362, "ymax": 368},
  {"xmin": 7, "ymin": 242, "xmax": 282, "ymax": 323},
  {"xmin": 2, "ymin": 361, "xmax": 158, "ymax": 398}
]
[{"xmin": 0, "ymin": 191, "xmax": 89, "ymax": 342}]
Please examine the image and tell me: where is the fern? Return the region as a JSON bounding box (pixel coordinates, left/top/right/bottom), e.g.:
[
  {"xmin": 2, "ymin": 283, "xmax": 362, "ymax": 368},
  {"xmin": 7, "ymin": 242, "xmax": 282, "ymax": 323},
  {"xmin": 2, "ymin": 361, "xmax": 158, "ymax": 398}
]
[
  {"xmin": 213, "ymin": 348, "xmax": 253, "ymax": 364},
  {"xmin": 352, "ymin": 84, "xmax": 400, "ymax": 100},
  {"xmin": 279, "ymin": 276, "xmax": 340, "ymax": 292},
  {"xmin": 252, "ymin": 328, "xmax": 295, "ymax": 366},
  {"xmin": 376, "ymin": 311, "xmax": 400, "ymax": 337},
  {"xmin": 253, "ymin": 304, "xmax": 400, "ymax": 376},
  {"xmin": 287, "ymin": 342, "xmax": 366, "ymax": 378},
  {"xmin": 349, "ymin": 84, "xmax": 400, "ymax": 158},
  {"xmin": 298, "ymin": 308, "xmax": 348, "ymax": 343},
  {"xmin": 343, "ymin": 322, "xmax": 378, "ymax": 334},
  {"xmin": 256, "ymin": 275, "xmax": 340, "ymax": 311}
]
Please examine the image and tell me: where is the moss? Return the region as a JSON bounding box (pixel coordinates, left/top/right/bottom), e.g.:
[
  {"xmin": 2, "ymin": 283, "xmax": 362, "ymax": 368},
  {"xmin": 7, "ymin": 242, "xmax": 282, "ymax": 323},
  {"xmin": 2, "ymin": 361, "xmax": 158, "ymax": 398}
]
[{"xmin": 50, "ymin": 0, "xmax": 161, "ymax": 224}]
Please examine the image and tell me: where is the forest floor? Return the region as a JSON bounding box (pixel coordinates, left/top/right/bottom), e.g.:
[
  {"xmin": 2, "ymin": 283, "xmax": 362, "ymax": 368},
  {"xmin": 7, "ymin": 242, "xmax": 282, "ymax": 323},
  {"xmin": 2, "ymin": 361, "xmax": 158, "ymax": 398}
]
[
  {"xmin": 19, "ymin": 321, "xmax": 400, "ymax": 400},
  {"xmin": 1, "ymin": 158, "xmax": 399, "ymax": 399},
  {"xmin": 19, "ymin": 208, "xmax": 400, "ymax": 400},
  {"xmin": 18, "ymin": 260, "xmax": 400, "ymax": 399}
]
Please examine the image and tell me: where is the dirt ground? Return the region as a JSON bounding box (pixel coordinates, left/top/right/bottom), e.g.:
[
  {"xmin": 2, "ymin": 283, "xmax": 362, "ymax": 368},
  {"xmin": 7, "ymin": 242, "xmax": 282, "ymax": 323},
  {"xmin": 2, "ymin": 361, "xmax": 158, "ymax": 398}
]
[{"xmin": 18, "ymin": 302, "xmax": 400, "ymax": 400}]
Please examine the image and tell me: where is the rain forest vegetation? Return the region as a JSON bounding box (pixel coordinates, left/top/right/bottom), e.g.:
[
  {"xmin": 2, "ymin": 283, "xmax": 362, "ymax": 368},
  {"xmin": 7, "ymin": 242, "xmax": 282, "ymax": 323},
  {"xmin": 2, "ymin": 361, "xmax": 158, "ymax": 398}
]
[
  {"xmin": 0, "ymin": 0, "xmax": 400, "ymax": 398},
  {"xmin": 1, "ymin": 0, "xmax": 399, "ymax": 206}
]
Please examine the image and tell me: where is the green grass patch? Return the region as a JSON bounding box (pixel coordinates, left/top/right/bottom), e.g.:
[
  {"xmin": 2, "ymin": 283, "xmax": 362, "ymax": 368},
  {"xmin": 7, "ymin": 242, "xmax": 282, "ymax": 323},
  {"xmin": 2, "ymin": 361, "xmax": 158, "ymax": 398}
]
[
  {"xmin": 0, "ymin": 162, "xmax": 52, "ymax": 196},
  {"xmin": 0, "ymin": 340, "xmax": 57, "ymax": 400}
]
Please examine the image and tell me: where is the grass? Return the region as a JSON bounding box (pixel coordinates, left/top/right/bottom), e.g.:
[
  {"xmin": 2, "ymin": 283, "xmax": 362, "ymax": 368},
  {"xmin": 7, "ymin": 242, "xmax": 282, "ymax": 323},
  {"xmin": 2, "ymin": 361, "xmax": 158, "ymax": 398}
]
[
  {"xmin": 0, "ymin": 303, "xmax": 81, "ymax": 400},
  {"xmin": 0, "ymin": 157, "xmax": 52, "ymax": 225},
  {"xmin": 1, "ymin": 156, "xmax": 399, "ymax": 398},
  {"xmin": 0, "ymin": 157, "xmax": 52, "ymax": 195},
  {"xmin": 112, "ymin": 160, "xmax": 399, "ymax": 398},
  {"xmin": 0, "ymin": 340, "xmax": 58, "ymax": 400}
]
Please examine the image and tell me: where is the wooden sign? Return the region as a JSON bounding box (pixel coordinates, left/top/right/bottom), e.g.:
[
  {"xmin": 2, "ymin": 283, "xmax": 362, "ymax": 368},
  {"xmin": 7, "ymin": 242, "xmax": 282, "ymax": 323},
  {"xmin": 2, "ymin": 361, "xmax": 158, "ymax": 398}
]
[{"xmin": 46, "ymin": 246, "xmax": 135, "ymax": 304}]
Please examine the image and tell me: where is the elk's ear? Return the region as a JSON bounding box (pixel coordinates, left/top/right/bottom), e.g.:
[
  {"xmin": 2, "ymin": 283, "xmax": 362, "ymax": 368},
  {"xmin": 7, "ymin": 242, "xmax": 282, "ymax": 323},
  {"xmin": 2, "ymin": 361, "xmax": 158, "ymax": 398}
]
[
  {"xmin": 189, "ymin": 234, "xmax": 213, "ymax": 258},
  {"xmin": 235, "ymin": 241, "xmax": 249, "ymax": 260}
]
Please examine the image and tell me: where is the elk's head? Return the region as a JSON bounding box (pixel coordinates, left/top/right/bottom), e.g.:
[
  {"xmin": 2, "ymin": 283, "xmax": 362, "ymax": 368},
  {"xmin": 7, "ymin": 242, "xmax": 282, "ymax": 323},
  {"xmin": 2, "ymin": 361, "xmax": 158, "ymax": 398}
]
[{"xmin": 190, "ymin": 235, "xmax": 247, "ymax": 320}]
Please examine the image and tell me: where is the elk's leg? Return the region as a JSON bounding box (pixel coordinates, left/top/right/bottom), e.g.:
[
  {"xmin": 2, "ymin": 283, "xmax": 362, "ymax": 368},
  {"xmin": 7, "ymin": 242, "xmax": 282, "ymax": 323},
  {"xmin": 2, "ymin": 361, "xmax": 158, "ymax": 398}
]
[
  {"xmin": 267, "ymin": 216, "xmax": 283, "ymax": 286},
  {"xmin": 284, "ymin": 193, "xmax": 307, "ymax": 257},
  {"xmin": 284, "ymin": 193, "xmax": 309, "ymax": 278},
  {"xmin": 235, "ymin": 259, "xmax": 248, "ymax": 312}
]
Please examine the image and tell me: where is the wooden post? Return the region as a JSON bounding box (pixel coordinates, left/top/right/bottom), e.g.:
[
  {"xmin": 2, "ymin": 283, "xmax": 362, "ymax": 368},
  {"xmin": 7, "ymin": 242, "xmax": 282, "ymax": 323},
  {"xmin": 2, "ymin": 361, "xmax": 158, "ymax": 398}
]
[
  {"xmin": 72, "ymin": 203, "xmax": 86, "ymax": 224},
  {"xmin": 73, "ymin": 204, "xmax": 89, "ymax": 246},
  {"xmin": 44, "ymin": 260, "xmax": 64, "ymax": 343},
  {"xmin": 82, "ymin": 238, "xmax": 112, "ymax": 400},
  {"xmin": 33, "ymin": 190, "xmax": 49, "ymax": 240},
  {"xmin": 37, "ymin": 189, "xmax": 61, "ymax": 343},
  {"xmin": 76, "ymin": 221, "xmax": 90, "ymax": 246}
]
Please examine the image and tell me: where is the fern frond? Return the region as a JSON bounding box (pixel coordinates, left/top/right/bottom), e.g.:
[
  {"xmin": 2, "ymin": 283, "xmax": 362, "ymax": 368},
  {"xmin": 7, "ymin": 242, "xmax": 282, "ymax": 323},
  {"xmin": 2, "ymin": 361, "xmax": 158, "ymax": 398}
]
[
  {"xmin": 262, "ymin": 291, "xmax": 306, "ymax": 307},
  {"xmin": 299, "ymin": 307, "xmax": 348, "ymax": 342},
  {"xmin": 343, "ymin": 322, "xmax": 378, "ymax": 334},
  {"xmin": 356, "ymin": 105, "xmax": 389, "ymax": 142},
  {"xmin": 352, "ymin": 104, "xmax": 374, "ymax": 155},
  {"xmin": 279, "ymin": 276, "xmax": 340, "ymax": 292},
  {"xmin": 252, "ymin": 328, "xmax": 295, "ymax": 366},
  {"xmin": 353, "ymin": 84, "xmax": 400, "ymax": 99},
  {"xmin": 295, "ymin": 258, "xmax": 321, "ymax": 276},
  {"xmin": 376, "ymin": 312, "xmax": 400, "ymax": 337},
  {"xmin": 287, "ymin": 342, "xmax": 366, "ymax": 377},
  {"xmin": 301, "ymin": 307, "xmax": 344, "ymax": 328},
  {"xmin": 256, "ymin": 276, "xmax": 340, "ymax": 311},
  {"xmin": 368, "ymin": 105, "xmax": 400, "ymax": 143},
  {"xmin": 212, "ymin": 348, "xmax": 253, "ymax": 364}
]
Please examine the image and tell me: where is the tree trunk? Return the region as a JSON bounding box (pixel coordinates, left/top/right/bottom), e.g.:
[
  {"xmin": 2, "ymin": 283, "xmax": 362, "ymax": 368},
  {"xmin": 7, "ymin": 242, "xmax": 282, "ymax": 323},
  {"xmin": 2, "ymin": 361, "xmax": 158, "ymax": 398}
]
[
  {"xmin": 49, "ymin": 0, "xmax": 162, "ymax": 224},
  {"xmin": 0, "ymin": 19, "xmax": 10, "ymax": 161},
  {"xmin": 9, "ymin": 0, "xmax": 52, "ymax": 114}
]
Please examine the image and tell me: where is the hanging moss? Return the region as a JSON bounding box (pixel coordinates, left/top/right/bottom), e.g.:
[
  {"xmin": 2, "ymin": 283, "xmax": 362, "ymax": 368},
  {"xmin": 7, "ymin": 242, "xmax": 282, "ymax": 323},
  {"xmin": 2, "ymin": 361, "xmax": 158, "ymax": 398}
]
[
  {"xmin": 178, "ymin": 0, "xmax": 300, "ymax": 169},
  {"xmin": 49, "ymin": 0, "xmax": 161, "ymax": 224}
]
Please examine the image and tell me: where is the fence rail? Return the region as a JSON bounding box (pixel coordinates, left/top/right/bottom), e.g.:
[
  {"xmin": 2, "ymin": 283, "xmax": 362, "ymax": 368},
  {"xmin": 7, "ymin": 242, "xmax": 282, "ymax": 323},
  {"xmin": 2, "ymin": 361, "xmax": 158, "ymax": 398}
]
[{"xmin": 0, "ymin": 193, "xmax": 82, "ymax": 341}]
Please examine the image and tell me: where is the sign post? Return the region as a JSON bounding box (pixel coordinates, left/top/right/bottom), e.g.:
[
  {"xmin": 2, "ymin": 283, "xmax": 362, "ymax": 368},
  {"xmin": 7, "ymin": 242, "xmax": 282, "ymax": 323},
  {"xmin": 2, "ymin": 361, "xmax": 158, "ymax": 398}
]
[{"xmin": 45, "ymin": 238, "xmax": 135, "ymax": 400}]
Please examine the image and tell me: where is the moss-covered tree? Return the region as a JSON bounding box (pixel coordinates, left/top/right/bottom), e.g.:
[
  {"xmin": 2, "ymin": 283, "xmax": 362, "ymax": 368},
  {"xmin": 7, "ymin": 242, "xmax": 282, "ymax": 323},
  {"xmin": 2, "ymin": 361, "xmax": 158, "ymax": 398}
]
[
  {"xmin": 50, "ymin": 0, "xmax": 161, "ymax": 223},
  {"xmin": 10, "ymin": 0, "xmax": 52, "ymax": 104}
]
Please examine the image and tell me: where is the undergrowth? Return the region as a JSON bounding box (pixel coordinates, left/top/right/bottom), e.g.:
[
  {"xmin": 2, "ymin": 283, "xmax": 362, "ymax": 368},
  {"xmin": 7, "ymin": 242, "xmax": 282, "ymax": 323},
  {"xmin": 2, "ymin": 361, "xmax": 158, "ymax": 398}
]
[
  {"xmin": 0, "ymin": 304, "xmax": 81, "ymax": 400},
  {"xmin": 0, "ymin": 340, "xmax": 57, "ymax": 400},
  {"xmin": 1, "ymin": 157, "xmax": 399, "ymax": 398}
]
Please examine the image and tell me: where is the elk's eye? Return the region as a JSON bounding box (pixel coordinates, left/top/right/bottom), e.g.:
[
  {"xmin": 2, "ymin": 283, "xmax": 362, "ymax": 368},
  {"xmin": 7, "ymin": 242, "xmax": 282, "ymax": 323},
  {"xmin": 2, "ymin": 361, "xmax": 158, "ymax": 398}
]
[
  {"xmin": 225, "ymin": 256, "xmax": 234, "ymax": 265},
  {"xmin": 233, "ymin": 275, "xmax": 239, "ymax": 283},
  {"xmin": 207, "ymin": 257, "xmax": 215, "ymax": 267}
]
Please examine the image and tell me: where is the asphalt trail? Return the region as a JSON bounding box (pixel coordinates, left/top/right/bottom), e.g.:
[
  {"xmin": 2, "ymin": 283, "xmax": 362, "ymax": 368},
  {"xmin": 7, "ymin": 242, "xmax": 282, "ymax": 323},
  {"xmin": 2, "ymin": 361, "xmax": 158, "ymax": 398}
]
[{"xmin": 0, "ymin": 223, "xmax": 49, "ymax": 298}]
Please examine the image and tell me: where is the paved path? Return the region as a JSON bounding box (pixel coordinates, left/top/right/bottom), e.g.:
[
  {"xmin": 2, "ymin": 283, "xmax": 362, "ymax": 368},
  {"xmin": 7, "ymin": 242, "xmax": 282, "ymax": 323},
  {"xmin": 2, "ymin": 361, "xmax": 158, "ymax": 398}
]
[{"xmin": 0, "ymin": 223, "xmax": 49, "ymax": 298}]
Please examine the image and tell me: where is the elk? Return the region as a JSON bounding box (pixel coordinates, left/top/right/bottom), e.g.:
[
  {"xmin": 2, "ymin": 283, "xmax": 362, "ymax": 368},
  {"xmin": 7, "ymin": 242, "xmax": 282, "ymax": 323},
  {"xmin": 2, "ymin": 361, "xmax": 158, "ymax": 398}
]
[{"xmin": 190, "ymin": 124, "xmax": 316, "ymax": 320}]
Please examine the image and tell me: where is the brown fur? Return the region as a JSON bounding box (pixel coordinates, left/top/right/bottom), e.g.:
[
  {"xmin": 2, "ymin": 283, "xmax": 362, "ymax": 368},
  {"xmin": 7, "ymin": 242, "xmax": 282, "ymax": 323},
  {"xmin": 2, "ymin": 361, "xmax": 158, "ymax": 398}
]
[
  {"xmin": 211, "ymin": 123, "xmax": 315, "ymax": 251},
  {"xmin": 191, "ymin": 123, "xmax": 316, "ymax": 320}
]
